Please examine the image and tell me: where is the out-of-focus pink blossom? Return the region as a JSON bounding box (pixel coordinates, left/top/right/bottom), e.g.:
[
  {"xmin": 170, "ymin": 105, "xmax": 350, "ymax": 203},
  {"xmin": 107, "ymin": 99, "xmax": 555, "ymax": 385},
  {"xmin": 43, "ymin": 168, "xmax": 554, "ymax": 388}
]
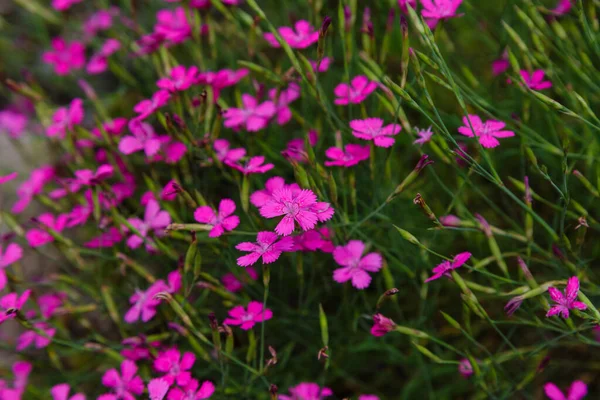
[
  {"xmin": 458, "ymin": 359, "xmax": 473, "ymax": 378},
  {"xmin": 16, "ymin": 322, "xmax": 56, "ymax": 350},
  {"xmin": 38, "ymin": 292, "xmax": 66, "ymax": 319},
  {"xmin": 269, "ymin": 84, "xmax": 300, "ymax": 126},
  {"xmin": 154, "ymin": 348, "xmax": 195, "ymax": 386},
  {"xmin": 350, "ymin": 118, "xmax": 402, "ymax": 148},
  {"xmin": 168, "ymin": 379, "xmax": 215, "ymax": 399},
  {"xmin": 425, "ymin": 252, "xmax": 471, "ymax": 282},
  {"xmin": 213, "ymin": 139, "xmax": 246, "ymax": 166},
  {"xmin": 71, "ymin": 164, "xmax": 114, "ymax": 186},
  {"xmin": 333, "ymin": 240, "xmax": 382, "ymax": 289},
  {"xmin": 84, "ymin": 227, "xmax": 123, "ymax": 248},
  {"xmin": 0, "ymin": 243, "xmax": 23, "ymax": 290},
  {"xmin": 279, "ymin": 382, "xmax": 333, "ymax": 400},
  {"xmin": 124, "ymin": 272, "xmax": 180, "ymax": 323},
  {"xmin": 413, "ymin": 126, "xmax": 434, "ymax": 146},
  {"xmin": 310, "ymin": 57, "xmax": 333, "ymax": 73},
  {"xmin": 439, "ymin": 214, "xmax": 462, "ymax": 227},
  {"xmin": 84, "ymin": 9, "xmax": 115, "ymax": 38},
  {"xmin": 223, "ymin": 94, "xmax": 276, "ymax": 132},
  {"xmin": 0, "ymin": 172, "xmax": 18, "ymax": 185},
  {"xmin": 126, "ymin": 200, "xmax": 171, "ymax": 251},
  {"xmin": 421, "ymin": 0, "xmax": 464, "ymax": 29},
  {"xmin": 230, "ymin": 156, "xmax": 274, "ymax": 175},
  {"xmin": 99, "ymin": 360, "xmax": 144, "ymax": 400},
  {"xmin": 0, "ymin": 110, "xmax": 27, "ymax": 138},
  {"xmin": 26, "ymin": 213, "xmax": 69, "ymax": 248},
  {"xmin": 222, "ymin": 267, "xmax": 258, "ymax": 293},
  {"xmin": 0, "ymin": 290, "xmax": 30, "ymax": 325},
  {"xmin": 520, "ymin": 70, "xmax": 552, "ymax": 90},
  {"xmin": 371, "ymin": 313, "xmax": 395, "ymax": 337},
  {"xmin": 197, "ymin": 69, "xmax": 249, "ymax": 101},
  {"xmin": 119, "ymin": 120, "xmax": 163, "ymax": 157},
  {"xmin": 223, "ymin": 301, "xmax": 273, "ymax": 330},
  {"xmin": 12, "ymin": 166, "xmax": 55, "ymax": 214},
  {"xmin": 281, "ymin": 131, "xmax": 318, "ymax": 163},
  {"xmin": 148, "ymin": 378, "xmax": 169, "ymax": 400},
  {"xmin": 263, "ymin": 20, "xmax": 319, "ymax": 49},
  {"xmin": 46, "ymin": 98, "xmax": 84, "ymax": 139},
  {"xmin": 52, "ymin": 0, "xmax": 82, "ymax": 11},
  {"xmin": 398, "ymin": 0, "xmax": 417, "ymax": 12},
  {"xmin": 42, "ymin": 38, "xmax": 86, "ymax": 75},
  {"xmin": 550, "ymin": 0, "xmax": 573, "ymax": 16},
  {"xmin": 292, "ymin": 227, "xmax": 334, "ymax": 253},
  {"xmin": 334, "ymin": 76, "xmax": 377, "ymax": 105},
  {"xmin": 194, "ymin": 198, "xmax": 240, "ymax": 238},
  {"xmin": 51, "ymin": 383, "xmax": 86, "ymax": 400},
  {"xmin": 87, "ymin": 39, "xmax": 121, "ymax": 74},
  {"xmin": 324, "ymin": 144, "xmax": 370, "ymax": 167},
  {"xmin": 236, "ymin": 231, "xmax": 294, "ymax": 267},
  {"xmin": 154, "ymin": 7, "xmax": 191, "ymax": 44},
  {"xmin": 133, "ymin": 90, "xmax": 171, "ymax": 120},
  {"xmin": 544, "ymin": 380, "xmax": 587, "ymax": 400},
  {"xmin": 158, "ymin": 66, "xmax": 199, "ymax": 92}
]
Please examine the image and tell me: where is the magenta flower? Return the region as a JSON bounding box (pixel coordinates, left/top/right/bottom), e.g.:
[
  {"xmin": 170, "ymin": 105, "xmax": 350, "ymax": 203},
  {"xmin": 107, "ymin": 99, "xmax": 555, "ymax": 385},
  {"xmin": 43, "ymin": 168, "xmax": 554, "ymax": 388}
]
[
  {"xmin": 124, "ymin": 272, "xmax": 180, "ymax": 323},
  {"xmin": 425, "ymin": 252, "xmax": 471, "ymax": 282},
  {"xmin": 157, "ymin": 66, "xmax": 199, "ymax": 92},
  {"xmin": 250, "ymin": 176, "xmax": 301, "ymax": 208},
  {"xmin": 492, "ymin": 50, "xmax": 510, "ymax": 76},
  {"xmin": 85, "ymin": 227, "xmax": 123, "ymax": 248},
  {"xmin": 0, "ymin": 290, "xmax": 30, "ymax": 325},
  {"xmin": 42, "ymin": 38, "xmax": 86, "ymax": 75},
  {"xmin": 168, "ymin": 379, "xmax": 215, "ymax": 400},
  {"xmin": 223, "ymin": 301, "xmax": 273, "ymax": 330},
  {"xmin": 370, "ymin": 313, "xmax": 395, "ymax": 337},
  {"xmin": 126, "ymin": 199, "xmax": 171, "ymax": 250},
  {"xmin": 119, "ymin": 120, "xmax": 163, "ymax": 157},
  {"xmin": 51, "ymin": 0, "xmax": 82, "ymax": 11},
  {"xmin": 292, "ymin": 227, "xmax": 334, "ymax": 253},
  {"xmin": 160, "ymin": 180, "xmax": 179, "ymax": 201},
  {"xmin": 457, "ymin": 115, "xmax": 515, "ymax": 149},
  {"xmin": 279, "ymin": 382, "xmax": 333, "ymax": 400},
  {"xmin": 0, "ymin": 172, "xmax": 18, "ymax": 184},
  {"xmin": 0, "ymin": 110, "xmax": 27, "ymax": 138},
  {"xmin": 154, "ymin": 7, "xmax": 192, "ymax": 44},
  {"xmin": 398, "ymin": 0, "xmax": 417, "ymax": 12},
  {"xmin": 149, "ymin": 136, "xmax": 187, "ymax": 164},
  {"xmin": 51, "ymin": 383, "xmax": 86, "ymax": 400},
  {"xmin": 148, "ymin": 379, "xmax": 169, "ymax": 400},
  {"xmin": 84, "ymin": 9, "xmax": 114, "ymax": 38},
  {"xmin": 550, "ymin": 0, "xmax": 573, "ymax": 16},
  {"xmin": 223, "ymin": 94, "xmax": 276, "ymax": 132},
  {"xmin": 359, "ymin": 396, "xmax": 380, "ymax": 400},
  {"xmin": 91, "ymin": 118, "xmax": 128, "ymax": 140},
  {"xmin": 310, "ymin": 57, "xmax": 333, "ymax": 73},
  {"xmin": 332, "ymin": 240, "xmax": 382, "ymax": 289},
  {"xmin": 194, "ymin": 198, "xmax": 240, "ymax": 237},
  {"xmin": 263, "ymin": 20, "xmax": 319, "ymax": 49},
  {"xmin": 72, "ymin": 164, "xmax": 114, "ymax": 186},
  {"xmin": 12, "ymin": 166, "xmax": 55, "ymax": 213},
  {"xmin": 282, "ymin": 131, "xmax": 318, "ymax": 163},
  {"xmin": 413, "ymin": 126, "xmax": 434, "ymax": 146},
  {"xmin": 421, "ymin": 0, "xmax": 464, "ymax": 29},
  {"xmin": 439, "ymin": 214, "xmax": 462, "ymax": 227},
  {"xmin": 46, "ymin": 98, "xmax": 84, "ymax": 139},
  {"xmin": 99, "ymin": 360, "xmax": 144, "ymax": 400},
  {"xmin": 38, "ymin": 292, "xmax": 66, "ymax": 319},
  {"xmin": 269, "ymin": 83, "xmax": 300, "ymax": 125},
  {"xmin": 87, "ymin": 39, "xmax": 121, "ymax": 74},
  {"xmin": 222, "ymin": 266, "xmax": 258, "ymax": 293},
  {"xmin": 197, "ymin": 68, "xmax": 249, "ymax": 101},
  {"xmin": 133, "ymin": 90, "xmax": 171, "ymax": 120},
  {"xmin": 154, "ymin": 348, "xmax": 195, "ymax": 386},
  {"xmin": 0, "ymin": 361, "xmax": 32, "ymax": 399},
  {"xmin": 334, "ymin": 76, "xmax": 377, "ymax": 105},
  {"xmin": 259, "ymin": 188, "xmax": 334, "ymax": 236},
  {"xmin": 520, "ymin": 70, "xmax": 552, "ymax": 90},
  {"xmin": 16, "ymin": 322, "xmax": 56, "ymax": 350},
  {"xmin": 546, "ymin": 276, "xmax": 587, "ymax": 319},
  {"xmin": 350, "ymin": 118, "xmax": 402, "ymax": 148},
  {"xmin": 544, "ymin": 380, "xmax": 587, "ymax": 400},
  {"xmin": 324, "ymin": 144, "xmax": 370, "ymax": 167},
  {"xmin": 458, "ymin": 359, "xmax": 474, "ymax": 378},
  {"xmin": 213, "ymin": 139, "xmax": 246, "ymax": 166},
  {"xmin": 236, "ymin": 231, "xmax": 294, "ymax": 267},
  {"xmin": 231, "ymin": 156, "xmax": 274, "ymax": 175},
  {"xmin": 26, "ymin": 213, "xmax": 69, "ymax": 248},
  {"xmin": 0, "ymin": 243, "xmax": 23, "ymax": 291}
]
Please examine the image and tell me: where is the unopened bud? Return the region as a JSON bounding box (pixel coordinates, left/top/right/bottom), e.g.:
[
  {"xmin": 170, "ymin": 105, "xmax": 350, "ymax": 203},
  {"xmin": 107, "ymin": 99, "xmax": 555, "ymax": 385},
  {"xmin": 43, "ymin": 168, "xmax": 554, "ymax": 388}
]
[{"xmin": 318, "ymin": 346, "xmax": 329, "ymax": 361}]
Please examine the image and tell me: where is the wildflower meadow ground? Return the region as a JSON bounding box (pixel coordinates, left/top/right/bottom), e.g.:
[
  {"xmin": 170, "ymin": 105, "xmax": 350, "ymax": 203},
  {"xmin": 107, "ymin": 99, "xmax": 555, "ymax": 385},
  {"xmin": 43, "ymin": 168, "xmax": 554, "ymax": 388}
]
[{"xmin": 0, "ymin": 0, "xmax": 599, "ymax": 398}]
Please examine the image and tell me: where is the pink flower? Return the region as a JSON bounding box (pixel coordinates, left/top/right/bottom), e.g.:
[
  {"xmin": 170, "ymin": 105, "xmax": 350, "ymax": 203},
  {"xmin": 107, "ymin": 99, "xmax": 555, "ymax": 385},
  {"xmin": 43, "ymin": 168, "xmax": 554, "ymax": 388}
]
[
  {"xmin": 157, "ymin": 66, "xmax": 199, "ymax": 92},
  {"xmin": 546, "ymin": 276, "xmax": 587, "ymax": 319},
  {"xmin": 0, "ymin": 361, "xmax": 32, "ymax": 399},
  {"xmin": 458, "ymin": 359, "xmax": 473, "ymax": 378},
  {"xmin": 197, "ymin": 69, "xmax": 249, "ymax": 101},
  {"xmin": 0, "ymin": 172, "xmax": 18, "ymax": 184},
  {"xmin": 236, "ymin": 231, "xmax": 294, "ymax": 266},
  {"xmin": 133, "ymin": 90, "xmax": 171, "ymax": 120},
  {"xmin": 222, "ymin": 267, "xmax": 258, "ymax": 293},
  {"xmin": 421, "ymin": 0, "xmax": 464, "ymax": 29},
  {"xmin": 84, "ymin": 9, "xmax": 114, "ymax": 38},
  {"xmin": 332, "ymin": 240, "xmax": 382, "ymax": 289},
  {"xmin": 0, "ymin": 110, "xmax": 27, "ymax": 138},
  {"xmin": 0, "ymin": 243, "xmax": 23, "ymax": 291},
  {"xmin": 213, "ymin": 139, "xmax": 246, "ymax": 166},
  {"xmin": 370, "ymin": 313, "xmax": 395, "ymax": 337},
  {"xmin": 194, "ymin": 198, "xmax": 240, "ymax": 237},
  {"xmin": 99, "ymin": 360, "xmax": 144, "ymax": 400},
  {"xmin": 350, "ymin": 118, "xmax": 402, "ymax": 148},
  {"xmin": 223, "ymin": 301, "xmax": 273, "ymax": 330},
  {"xmin": 85, "ymin": 227, "xmax": 123, "ymax": 248},
  {"xmin": 223, "ymin": 94, "xmax": 276, "ymax": 132},
  {"xmin": 51, "ymin": 0, "xmax": 82, "ymax": 11},
  {"xmin": 425, "ymin": 252, "xmax": 471, "ymax": 282},
  {"xmin": 12, "ymin": 166, "xmax": 55, "ymax": 214},
  {"xmin": 119, "ymin": 120, "xmax": 163, "ymax": 157},
  {"xmin": 161, "ymin": 180, "xmax": 180, "ymax": 201},
  {"xmin": 282, "ymin": 131, "xmax": 318, "ymax": 163},
  {"xmin": 154, "ymin": 7, "xmax": 192, "ymax": 44},
  {"xmin": 310, "ymin": 57, "xmax": 332, "ymax": 73},
  {"xmin": 279, "ymin": 382, "xmax": 333, "ymax": 400},
  {"xmin": 457, "ymin": 115, "xmax": 515, "ymax": 148},
  {"xmin": 148, "ymin": 379, "xmax": 169, "ymax": 400},
  {"xmin": 398, "ymin": 0, "xmax": 417, "ymax": 12},
  {"xmin": 259, "ymin": 188, "xmax": 334, "ymax": 236},
  {"xmin": 413, "ymin": 126, "xmax": 434, "ymax": 146},
  {"xmin": 168, "ymin": 379, "xmax": 215, "ymax": 400},
  {"xmin": 91, "ymin": 118, "xmax": 128, "ymax": 139},
  {"xmin": 292, "ymin": 227, "xmax": 334, "ymax": 253},
  {"xmin": 51, "ymin": 383, "xmax": 86, "ymax": 400},
  {"xmin": 231, "ymin": 156, "xmax": 274, "ymax": 175},
  {"xmin": 38, "ymin": 292, "xmax": 66, "ymax": 319},
  {"xmin": 269, "ymin": 84, "xmax": 300, "ymax": 125},
  {"xmin": 324, "ymin": 144, "xmax": 370, "ymax": 167},
  {"xmin": 149, "ymin": 136, "xmax": 188, "ymax": 164},
  {"xmin": 26, "ymin": 213, "xmax": 69, "ymax": 248},
  {"xmin": 124, "ymin": 272, "xmax": 179, "ymax": 323},
  {"xmin": 550, "ymin": 0, "xmax": 573, "ymax": 16},
  {"xmin": 544, "ymin": 380, "xmax": 587, "ymax": 400},
  {"xmin": 492, "ymin": 50, "xmax": 510, "ymax": 76},
  {"xmin": 334, "ymin": 76, "xmax": 377, "ymax": 105},
  {"xmin": 16, "ymin": 322, "xmax": 56, "ymax": 350},
  {"xmin": 72, "ymin": 164, "xmax": 114, "ymax": 186},
  {"xmin": 263, "ymin": 20, "xmax": 319, "ymax": 49},
  {"xmin": 154, "ymin": 348, "xmax": 195, "ymax": 386},
  {"xmin": 250, "ymin": 176, "xmax": 301, "ymax": 208},
  {"xmin": 126, "ymin": 199, "xmax": 171, "ymax": 250},
  {"xmin": 359, "ymin": 396, "xmax": 380, "ymax": 400},
  {"xmin": 46, "ymin": 98, "xmax": 84, "ymax": 139},
  {"xmin": 439, "ymin": 214, "xmax": 462, "ymax": 227},
  {"xmin": 42, "ymin": 38, "xmax": 86, "ymax": 75},
  {"xmin": 0, "ymin": 290, "xmax": 30, "ymax": 325},
  {"xmin": 87, "ymin": 39, "xmax": 121, "ymax": 74},
  {"xmin": 520, "ymin": 70, "xmax": 552, "ymax": 90}
]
